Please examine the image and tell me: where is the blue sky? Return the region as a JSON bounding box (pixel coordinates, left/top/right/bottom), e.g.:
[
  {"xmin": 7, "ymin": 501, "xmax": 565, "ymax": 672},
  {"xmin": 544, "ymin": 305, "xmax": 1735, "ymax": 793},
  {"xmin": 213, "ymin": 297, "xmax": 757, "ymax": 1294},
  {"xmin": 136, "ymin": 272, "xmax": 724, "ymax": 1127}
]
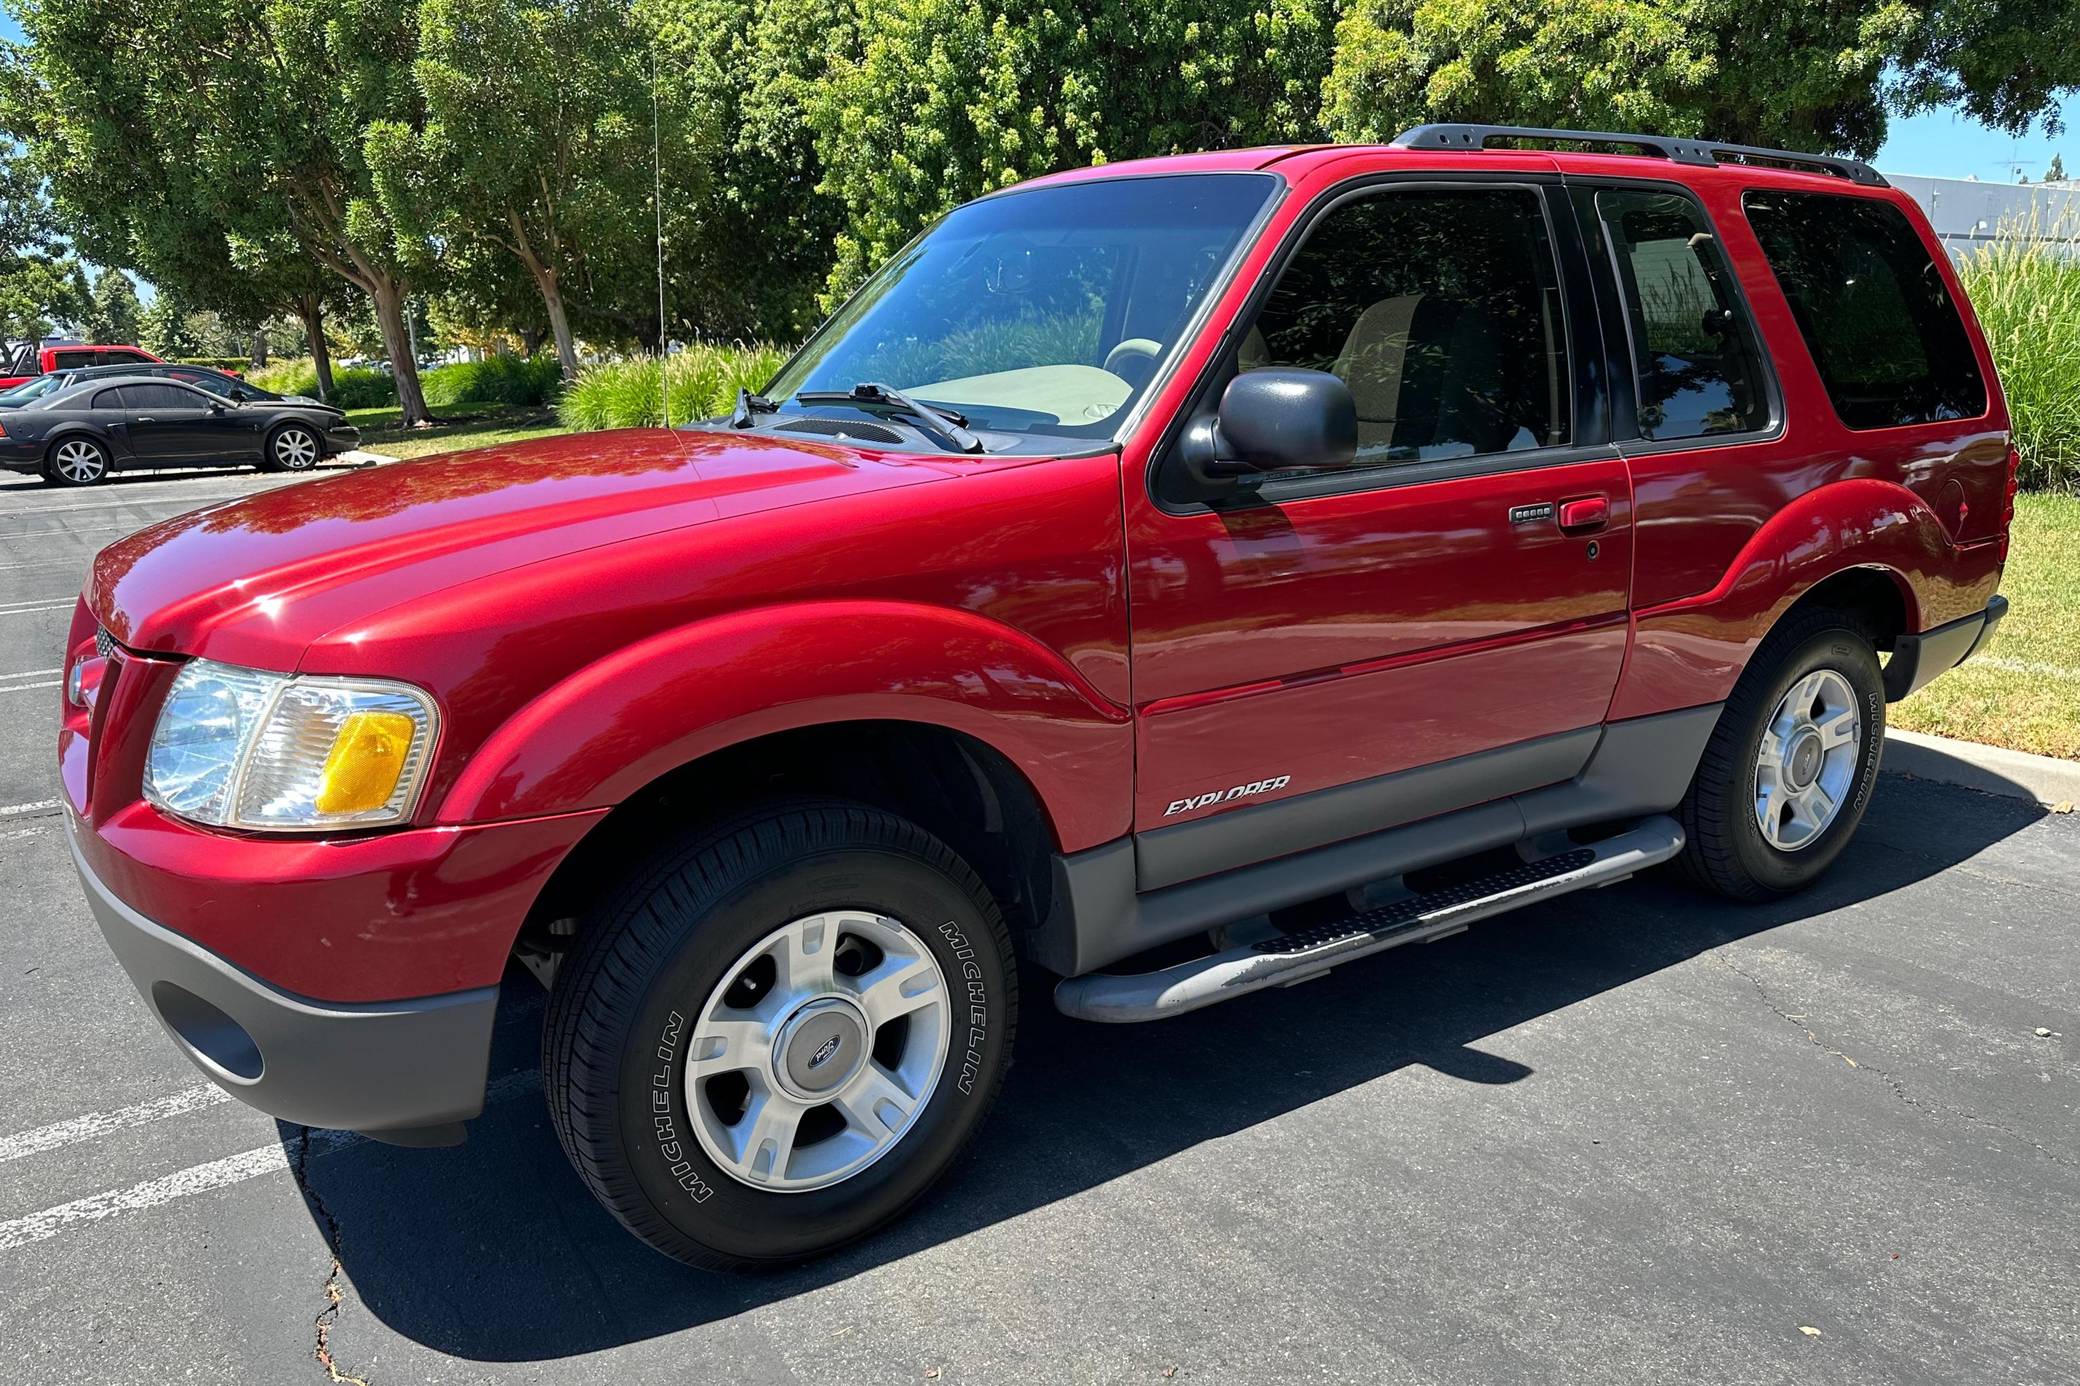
[{"xmin": 0, "ymin": 5, "xmax": 2072, "ymax": 181}]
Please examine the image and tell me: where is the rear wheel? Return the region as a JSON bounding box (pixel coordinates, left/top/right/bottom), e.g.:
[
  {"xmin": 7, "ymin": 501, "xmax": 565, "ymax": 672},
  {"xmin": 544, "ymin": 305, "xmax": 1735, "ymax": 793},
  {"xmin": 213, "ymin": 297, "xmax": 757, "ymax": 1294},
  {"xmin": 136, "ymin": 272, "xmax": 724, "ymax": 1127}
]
[
  {"xmin": 264, "ymin": 423, "xmax": 321, "ymax": 472},
  {"xmin": 43, "ymin": 437, "xmax": 110, "ymax": 487},
  {"xmin": 1677, "ymin": 607, "xmax": 1887, "ymax": 899},
  {"xmin": 543, "ymin": 801, "xmax": 1016, "ymax": 1269}
]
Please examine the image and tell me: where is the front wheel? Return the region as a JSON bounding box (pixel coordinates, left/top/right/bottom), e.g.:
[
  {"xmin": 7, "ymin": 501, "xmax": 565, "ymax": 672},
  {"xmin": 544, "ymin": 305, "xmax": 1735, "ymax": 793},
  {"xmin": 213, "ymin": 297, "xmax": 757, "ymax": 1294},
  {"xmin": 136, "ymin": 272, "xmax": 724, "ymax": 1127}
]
[
  {"xmin": 543, "ymin": 801, "xmax": 1017, "ymax": 1269},
  {"xmin": 263, "ymin": 423, "xmax": 321, "ymax": 472},
  {"xmin": 1677, "ymin": 607, "xmax": 1887, "ymax": 900}
]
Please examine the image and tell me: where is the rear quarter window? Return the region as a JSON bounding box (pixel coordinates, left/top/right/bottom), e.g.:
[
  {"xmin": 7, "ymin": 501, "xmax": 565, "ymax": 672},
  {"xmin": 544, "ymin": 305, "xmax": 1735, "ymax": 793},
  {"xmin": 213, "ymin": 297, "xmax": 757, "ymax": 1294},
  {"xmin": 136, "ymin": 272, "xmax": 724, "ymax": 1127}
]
[{"xmin": 1742, "ymin": 190, "xmax": 1985, "ymax": 430}]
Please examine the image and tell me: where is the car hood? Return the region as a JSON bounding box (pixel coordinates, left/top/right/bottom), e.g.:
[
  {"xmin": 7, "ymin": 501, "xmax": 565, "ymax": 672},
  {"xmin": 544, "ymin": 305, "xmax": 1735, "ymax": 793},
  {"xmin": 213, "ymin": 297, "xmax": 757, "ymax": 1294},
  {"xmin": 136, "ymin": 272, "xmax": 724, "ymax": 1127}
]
[{"xmin": 88, "ymin": 427, "xmax": 1024, "ymax": 666}]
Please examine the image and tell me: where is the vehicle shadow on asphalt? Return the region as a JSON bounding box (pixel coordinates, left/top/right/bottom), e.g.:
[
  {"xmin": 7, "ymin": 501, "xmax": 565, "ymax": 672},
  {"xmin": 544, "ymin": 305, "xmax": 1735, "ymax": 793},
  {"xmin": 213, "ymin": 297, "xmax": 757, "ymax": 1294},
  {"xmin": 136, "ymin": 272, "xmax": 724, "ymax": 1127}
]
[{"xmin": 282, "ymin": 775, "xmax": 2048, "ymax": 1361}]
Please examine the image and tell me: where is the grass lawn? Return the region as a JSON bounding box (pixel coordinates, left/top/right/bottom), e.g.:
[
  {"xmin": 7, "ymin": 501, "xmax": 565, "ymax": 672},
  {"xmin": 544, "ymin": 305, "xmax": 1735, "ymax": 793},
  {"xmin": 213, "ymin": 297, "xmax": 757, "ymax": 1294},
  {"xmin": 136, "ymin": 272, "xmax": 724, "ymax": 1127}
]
[
  {"xmin": 345, "ymin": 401, "xmax": 571, "ymax": 460},
  {"xmin": 1891, "ymin": 492, "xmax": 2080, "ymax": 759}
]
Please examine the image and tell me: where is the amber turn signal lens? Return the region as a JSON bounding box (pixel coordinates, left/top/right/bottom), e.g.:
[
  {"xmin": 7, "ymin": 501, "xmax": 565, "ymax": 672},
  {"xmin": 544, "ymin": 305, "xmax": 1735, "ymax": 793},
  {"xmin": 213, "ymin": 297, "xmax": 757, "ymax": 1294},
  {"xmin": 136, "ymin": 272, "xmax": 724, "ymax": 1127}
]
[{"xmin": 314, "ymin": 710, "xmax": 417, "ymax": 814}]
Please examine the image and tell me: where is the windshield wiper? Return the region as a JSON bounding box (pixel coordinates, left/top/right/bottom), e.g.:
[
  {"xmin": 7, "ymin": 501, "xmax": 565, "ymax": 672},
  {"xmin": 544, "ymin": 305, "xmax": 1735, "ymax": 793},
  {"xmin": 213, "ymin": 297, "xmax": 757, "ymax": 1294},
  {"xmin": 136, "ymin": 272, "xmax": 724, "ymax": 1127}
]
[
  {"xmin": 794, "ymin": 382, "xmax": 984, "ymax": 453},
  {"xmin": 730, "ymin": 388, "xmax": 778, "ymax": 428}
]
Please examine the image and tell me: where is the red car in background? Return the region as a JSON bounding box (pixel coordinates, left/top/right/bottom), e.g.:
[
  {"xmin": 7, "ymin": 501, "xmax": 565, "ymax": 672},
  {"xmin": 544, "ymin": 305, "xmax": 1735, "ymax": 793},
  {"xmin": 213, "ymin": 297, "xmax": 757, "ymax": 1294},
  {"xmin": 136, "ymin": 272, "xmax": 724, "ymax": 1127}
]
[{"xmin": 0, "ymin": 341, "xmax": 166, "ymax": 391}]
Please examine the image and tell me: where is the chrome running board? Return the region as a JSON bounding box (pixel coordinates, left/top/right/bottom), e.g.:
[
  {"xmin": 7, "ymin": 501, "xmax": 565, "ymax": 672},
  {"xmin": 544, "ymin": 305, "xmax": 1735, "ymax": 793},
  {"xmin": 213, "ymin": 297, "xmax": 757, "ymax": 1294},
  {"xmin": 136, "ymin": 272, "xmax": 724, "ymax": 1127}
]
[{"xmin": 1054, "ymin": 816, "xmax": 1685, "ymax": 1023}]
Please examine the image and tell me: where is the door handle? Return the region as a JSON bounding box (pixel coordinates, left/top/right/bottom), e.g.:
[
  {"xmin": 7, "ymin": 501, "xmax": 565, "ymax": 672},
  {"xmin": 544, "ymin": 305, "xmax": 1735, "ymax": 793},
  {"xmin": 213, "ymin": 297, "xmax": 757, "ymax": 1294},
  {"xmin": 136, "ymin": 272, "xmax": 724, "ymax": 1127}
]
[
  {"xmin": 1557, "ymin": 494, "xmax": 1609, "ymax": 533},
  {"xmin": 134, "ymin": 416, "xmax": 156, "ymax": 423}
]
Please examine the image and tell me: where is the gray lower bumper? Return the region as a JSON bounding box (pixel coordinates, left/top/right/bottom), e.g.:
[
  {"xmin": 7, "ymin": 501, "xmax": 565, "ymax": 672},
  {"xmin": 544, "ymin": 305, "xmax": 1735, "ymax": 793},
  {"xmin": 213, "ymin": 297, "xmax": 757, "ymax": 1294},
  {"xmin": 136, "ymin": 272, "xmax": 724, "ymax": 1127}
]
[
  {"xmin": 70, "ymin": 825, "xmax": 500, "ymax": 1145},
  {"xmin": 1884, "ymin": 595, "xmax": 2009, "ymax": 701}
]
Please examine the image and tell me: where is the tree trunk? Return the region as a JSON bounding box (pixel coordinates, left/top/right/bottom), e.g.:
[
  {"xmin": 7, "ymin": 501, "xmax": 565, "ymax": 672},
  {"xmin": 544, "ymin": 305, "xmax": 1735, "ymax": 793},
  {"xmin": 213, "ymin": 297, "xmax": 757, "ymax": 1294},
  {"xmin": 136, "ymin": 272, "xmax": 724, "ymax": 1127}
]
[
  {"xmin": 538, "ymin": 269, "xmax": 579, "ymax": 378},
  {"xmin": 299, "ymin": 298, "xmax": 335, "ymax": 404},
  {"xmin": 368, "ymin": 278, "xmax": 430, "ymax": 425},
  {"xmin": 250, "ymin": 327, "xmax": 269, "ymax": 370},
  {"xmin": 505, "ymin": 206, "xmax": 580, "ymax": 378}
]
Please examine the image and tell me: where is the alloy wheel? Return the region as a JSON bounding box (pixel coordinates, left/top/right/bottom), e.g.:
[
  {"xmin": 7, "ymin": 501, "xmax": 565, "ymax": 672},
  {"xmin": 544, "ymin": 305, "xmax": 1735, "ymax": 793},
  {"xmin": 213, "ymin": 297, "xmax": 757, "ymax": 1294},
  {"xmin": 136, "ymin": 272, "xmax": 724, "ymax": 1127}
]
[
  {"xmin": 1754, "ymin": 667, "xmax": 1860, "ymax": 851},
  {"xmin": 51, "ymin": 440, "xmax": 107, "ymax": 484},
  {"xmin": 686, "ymin": 910, "xmax": 951, "ymax": 1192},
  {"xmin": 274, "ymin": 427, "xmax": 319, "ymax": 469}
]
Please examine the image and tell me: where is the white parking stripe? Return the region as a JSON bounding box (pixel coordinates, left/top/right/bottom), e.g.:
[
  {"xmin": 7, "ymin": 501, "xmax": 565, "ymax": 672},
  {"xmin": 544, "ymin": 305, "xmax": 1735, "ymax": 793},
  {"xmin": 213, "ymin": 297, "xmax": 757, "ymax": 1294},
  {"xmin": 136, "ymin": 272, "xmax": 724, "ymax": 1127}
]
[
  {"xmin": 0, "ymin": 521, "xmax": 140, "ymax": 542},
  {"xmin": 0, "ymin": 680, "xmax": 59, "ymax": 694},
  {"xmin": 0, "ymin": 800, "xmax": 59, "ymax": 816},
  {"xmin": 0, "ymin": 1070, "xmax": 540, "ymax": 1253},
  {"xmin": 0, "ymin": 1085, "xmax": 231, "ymax": 1165},
  {"xmin": 0, "ymin": 601, "xmax": 75, "ymax": 616}
]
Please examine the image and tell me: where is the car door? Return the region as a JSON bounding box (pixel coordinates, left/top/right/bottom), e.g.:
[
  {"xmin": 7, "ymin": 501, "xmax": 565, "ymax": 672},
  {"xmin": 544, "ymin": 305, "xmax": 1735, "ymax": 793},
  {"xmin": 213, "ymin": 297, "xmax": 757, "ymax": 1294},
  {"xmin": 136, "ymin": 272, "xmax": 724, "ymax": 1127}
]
[
  {"xmin": 1124, "ymin": 175, "xmax": 1632, "ymax": 887},
  {"xmin": 116, "ymin": 381, "xmax": 228, "ymax": 463}
]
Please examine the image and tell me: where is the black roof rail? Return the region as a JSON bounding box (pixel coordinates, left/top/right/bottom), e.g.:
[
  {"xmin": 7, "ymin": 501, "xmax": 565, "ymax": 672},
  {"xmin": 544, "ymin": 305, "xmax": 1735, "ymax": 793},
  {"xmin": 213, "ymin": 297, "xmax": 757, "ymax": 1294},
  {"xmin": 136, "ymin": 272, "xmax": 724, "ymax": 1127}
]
[{"xmin": 1390, "ymin": 124, "xmax": 1888, "ymax": 188}]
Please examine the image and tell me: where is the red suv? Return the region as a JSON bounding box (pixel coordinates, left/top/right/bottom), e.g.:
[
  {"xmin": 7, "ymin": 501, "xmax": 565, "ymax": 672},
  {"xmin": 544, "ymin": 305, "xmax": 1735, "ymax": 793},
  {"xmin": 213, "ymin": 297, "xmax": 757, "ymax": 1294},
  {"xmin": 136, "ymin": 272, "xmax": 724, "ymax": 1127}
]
[
  {"xmin": 0, "ymin": 341, "xmax": 164, "ymax": 390},
  {"xmin": 61, "ymin": 126, "xmax": 2011, "ymax": 1269}
]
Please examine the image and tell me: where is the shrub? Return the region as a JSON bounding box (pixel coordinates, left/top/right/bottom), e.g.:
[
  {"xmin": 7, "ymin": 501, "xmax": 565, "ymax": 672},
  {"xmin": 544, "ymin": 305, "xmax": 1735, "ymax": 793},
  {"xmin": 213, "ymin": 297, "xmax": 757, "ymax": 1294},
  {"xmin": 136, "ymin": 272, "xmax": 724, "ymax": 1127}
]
[
  {"xmin": 558, "ymin": 343, "xmax": 789, "ymax": 431},
  {"xmin": 420, "ymin": 354, "xmax": 563, "ymax": 409},
  {"xmin": 246, "ymin": 359, "xmax": 398, "ymax": 409},
  {"xmin": 1958, "ymin": 215, "xmax": 2080, "ymax": 493},
  {"xmin": 171, "ymin": 355, "xmax": 250, "ymax": 372}
]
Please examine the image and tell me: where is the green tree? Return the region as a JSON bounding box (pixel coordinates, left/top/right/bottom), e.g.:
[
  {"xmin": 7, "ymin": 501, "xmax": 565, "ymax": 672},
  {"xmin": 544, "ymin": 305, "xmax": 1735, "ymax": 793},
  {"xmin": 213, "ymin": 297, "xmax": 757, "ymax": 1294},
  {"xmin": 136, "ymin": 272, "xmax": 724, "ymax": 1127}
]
[
  {"xmin": 2049, "ymin": 152, "xmax": 2067, "ymax": 183},
  {"xmin": 138, "ymin": 289, "xmax": 202, "ymax": 357},
  {"xmin": 798, "ymin": 0, "xmax": 1336, "ymax": 301},
  {"xmin": 1322, "ymin": 0, "xmax": 2080, "ymax": 160},
  {"xmin": 0, "ymin": 137, "xmax": 89, "ymax": 357},
  {"xmin": 644, "ymin": 0, "xmax": 852, "ymax": 341},
  {"xmin": 83, "ymin": 268, "xmax": 143, "ymax": 344},
  {"xmin": 4, "ymin": 0, "xmax": 441, "ymax": 421},
  {"xmin": 370, "ymin": 0, "xmax": 680, "ymax": 377}
]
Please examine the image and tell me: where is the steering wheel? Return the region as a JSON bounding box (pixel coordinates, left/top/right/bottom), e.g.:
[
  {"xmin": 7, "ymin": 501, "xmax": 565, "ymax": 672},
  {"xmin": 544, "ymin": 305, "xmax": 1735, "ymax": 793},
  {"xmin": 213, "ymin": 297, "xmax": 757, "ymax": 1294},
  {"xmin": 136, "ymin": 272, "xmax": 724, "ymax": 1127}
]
[{"xmin": 1103, "ymin": 338, "xmax": 1164, "ymax": 392}]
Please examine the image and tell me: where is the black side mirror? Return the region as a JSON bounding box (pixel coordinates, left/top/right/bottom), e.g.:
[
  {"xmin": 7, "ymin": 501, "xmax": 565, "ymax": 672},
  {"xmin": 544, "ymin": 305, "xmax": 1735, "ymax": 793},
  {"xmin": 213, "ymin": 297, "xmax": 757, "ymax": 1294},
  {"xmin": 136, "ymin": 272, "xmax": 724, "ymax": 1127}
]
[{"xmin": 1178, "ymin": 367, "xmax": 1358, "ymax": 486}]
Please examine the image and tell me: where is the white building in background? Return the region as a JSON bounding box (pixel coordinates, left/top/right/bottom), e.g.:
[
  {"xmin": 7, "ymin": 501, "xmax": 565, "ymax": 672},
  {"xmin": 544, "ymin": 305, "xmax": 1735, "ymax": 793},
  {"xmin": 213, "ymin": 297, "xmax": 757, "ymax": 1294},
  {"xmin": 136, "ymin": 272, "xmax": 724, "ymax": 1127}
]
[{"xmin": 1883, "ymin": 173, "xmax": 2080, "ymax": 256}]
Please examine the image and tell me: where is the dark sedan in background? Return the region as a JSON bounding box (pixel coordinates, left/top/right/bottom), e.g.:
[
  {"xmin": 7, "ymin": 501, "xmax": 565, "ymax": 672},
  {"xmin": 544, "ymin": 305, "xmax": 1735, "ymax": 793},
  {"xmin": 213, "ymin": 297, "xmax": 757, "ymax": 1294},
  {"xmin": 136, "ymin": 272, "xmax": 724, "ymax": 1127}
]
[
  {"xmin": 0, "ymin": 361, "xmax": 288, "ymax": 410},
  {"xmin": 0, "ymin": 375, "xmax": 359, "ymax": 486}
]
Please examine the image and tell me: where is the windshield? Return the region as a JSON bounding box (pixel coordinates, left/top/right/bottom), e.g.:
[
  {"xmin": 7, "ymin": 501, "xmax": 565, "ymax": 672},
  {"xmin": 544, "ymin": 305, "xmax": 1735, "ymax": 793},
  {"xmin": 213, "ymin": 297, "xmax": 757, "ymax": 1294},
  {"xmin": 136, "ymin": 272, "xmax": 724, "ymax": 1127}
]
[
  {"xmin": 765, "ymin": 173, "xmax": 1277, "ymax": 443},
  {"xmin": 0, "ymin": 374, "xmax": 66, "ymax": 405}
]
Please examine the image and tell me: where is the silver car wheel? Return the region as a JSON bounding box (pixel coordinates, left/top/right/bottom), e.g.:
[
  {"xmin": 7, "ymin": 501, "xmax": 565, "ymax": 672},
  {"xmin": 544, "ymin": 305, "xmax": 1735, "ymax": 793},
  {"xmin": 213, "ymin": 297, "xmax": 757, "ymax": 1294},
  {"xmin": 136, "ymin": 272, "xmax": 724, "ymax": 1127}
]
[
  {"xmin": 274, "ymin": 427, "xmax": 319, "ymax": 469},
  {"xmin": 686, "ymin": 910, "xmax": 950, "ymax": 1193},
  {"xmin": 51, "ymin": 439, "xmax": 106, "ymax": 483},
  {"xmin": 1754, "ymin": 667, "xmax": 1860, "ymax": 852}
]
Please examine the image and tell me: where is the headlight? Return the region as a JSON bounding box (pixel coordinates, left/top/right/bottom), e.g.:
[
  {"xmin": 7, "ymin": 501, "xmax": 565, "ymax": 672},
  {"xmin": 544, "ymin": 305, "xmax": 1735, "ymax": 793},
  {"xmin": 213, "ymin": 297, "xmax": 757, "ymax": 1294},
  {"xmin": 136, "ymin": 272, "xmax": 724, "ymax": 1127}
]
[{"xmin": 144, "ymin": 659, "xmax": 438, "ymax": 831}]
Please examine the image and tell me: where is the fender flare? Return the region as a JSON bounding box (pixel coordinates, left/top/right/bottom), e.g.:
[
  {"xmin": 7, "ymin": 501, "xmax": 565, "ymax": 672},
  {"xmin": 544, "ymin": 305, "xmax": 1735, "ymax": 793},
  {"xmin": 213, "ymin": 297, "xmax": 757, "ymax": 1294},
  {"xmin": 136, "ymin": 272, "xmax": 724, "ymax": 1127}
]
[
  {"xmin": 436, "ymin": 599, "xmax": 1133, "ymax": 851},
  {"xmin": 1613, "ymin": 478, "xmax": 1966, "ymax": 718}
]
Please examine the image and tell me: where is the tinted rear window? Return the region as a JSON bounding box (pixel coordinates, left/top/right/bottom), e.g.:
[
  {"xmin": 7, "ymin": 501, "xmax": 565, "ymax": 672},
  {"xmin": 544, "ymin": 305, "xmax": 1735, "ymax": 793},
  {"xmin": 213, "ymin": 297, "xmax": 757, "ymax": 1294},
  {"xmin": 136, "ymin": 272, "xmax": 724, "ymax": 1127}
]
[{"xmin": 1742, "ymin": 191, "xmax": 1985, "ymax": 430}]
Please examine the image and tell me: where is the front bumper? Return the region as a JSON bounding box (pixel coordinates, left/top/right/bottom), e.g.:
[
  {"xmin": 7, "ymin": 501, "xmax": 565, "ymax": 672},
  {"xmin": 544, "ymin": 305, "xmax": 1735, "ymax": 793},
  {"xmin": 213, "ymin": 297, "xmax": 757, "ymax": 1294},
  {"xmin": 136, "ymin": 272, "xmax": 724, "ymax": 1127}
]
[
  {"xmin": 70, "ymin": 822, "xmax": 499, "ymax": 1145},
  {"xmin": 1883, "ymin": 594, "xmax": 2010, "ymax": 701}
]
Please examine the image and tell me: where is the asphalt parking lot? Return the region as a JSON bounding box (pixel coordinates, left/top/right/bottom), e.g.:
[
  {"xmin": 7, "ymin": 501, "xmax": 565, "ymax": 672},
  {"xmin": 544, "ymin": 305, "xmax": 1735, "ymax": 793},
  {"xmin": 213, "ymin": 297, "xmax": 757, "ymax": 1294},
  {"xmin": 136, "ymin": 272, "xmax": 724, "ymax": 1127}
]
[{"xmin": 0, "ymin": 461, "xmax": 2074, "ymax": 1385}]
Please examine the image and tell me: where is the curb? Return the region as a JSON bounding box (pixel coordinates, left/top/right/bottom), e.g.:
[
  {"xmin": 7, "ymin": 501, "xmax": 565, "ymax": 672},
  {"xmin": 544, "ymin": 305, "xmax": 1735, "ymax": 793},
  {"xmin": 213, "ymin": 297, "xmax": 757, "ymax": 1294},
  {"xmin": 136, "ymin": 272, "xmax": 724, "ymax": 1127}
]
[{"xmin": 1883, "ymin": 728, "xmax": 2080, "ymax": 807}]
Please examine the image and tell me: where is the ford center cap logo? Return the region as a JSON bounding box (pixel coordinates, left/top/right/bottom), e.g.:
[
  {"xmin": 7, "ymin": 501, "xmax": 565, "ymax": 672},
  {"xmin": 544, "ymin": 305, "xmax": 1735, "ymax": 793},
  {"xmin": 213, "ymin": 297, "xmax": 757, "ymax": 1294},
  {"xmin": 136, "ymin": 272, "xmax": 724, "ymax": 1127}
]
[{"xmin": 808, "ymin": 1035, "xmax": 842, "ymax": 1069}]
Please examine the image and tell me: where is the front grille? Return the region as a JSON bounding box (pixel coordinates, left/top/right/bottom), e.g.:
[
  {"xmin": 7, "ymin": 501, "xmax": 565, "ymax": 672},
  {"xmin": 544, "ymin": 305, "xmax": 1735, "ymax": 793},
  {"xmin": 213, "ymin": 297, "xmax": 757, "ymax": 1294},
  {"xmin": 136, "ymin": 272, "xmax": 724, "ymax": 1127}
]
[{"xmin": 94, "ymin": 626, "xmax": 117, "ymax": 659}]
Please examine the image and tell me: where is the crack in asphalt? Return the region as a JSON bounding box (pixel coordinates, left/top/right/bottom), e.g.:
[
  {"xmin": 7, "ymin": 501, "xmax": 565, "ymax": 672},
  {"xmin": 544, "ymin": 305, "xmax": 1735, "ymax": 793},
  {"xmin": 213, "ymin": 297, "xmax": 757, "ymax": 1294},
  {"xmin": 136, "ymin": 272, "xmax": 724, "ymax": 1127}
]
[
  {"xmin": 1710, "ymin": 947, "xmax": 2077, "ymax": 1172},
  {"xmin": 292, "ymin": 1127, "xmax": 373, "ymax": 1386}
]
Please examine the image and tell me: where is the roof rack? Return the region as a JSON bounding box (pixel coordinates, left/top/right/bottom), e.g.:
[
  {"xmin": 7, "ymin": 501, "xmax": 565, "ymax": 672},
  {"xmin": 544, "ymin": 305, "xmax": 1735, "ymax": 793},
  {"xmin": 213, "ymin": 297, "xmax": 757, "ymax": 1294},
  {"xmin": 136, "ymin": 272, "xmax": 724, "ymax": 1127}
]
[{"xmin": 1390, "ymin": 124, "xmax": 1887, "ymax": 188}]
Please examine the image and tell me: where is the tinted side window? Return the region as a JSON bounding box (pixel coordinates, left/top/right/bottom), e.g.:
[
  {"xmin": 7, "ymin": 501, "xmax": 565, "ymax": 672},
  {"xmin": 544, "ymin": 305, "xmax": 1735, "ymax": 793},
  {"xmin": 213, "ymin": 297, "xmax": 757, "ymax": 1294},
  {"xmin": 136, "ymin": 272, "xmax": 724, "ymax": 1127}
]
[
  {"xmin": 91, "ymin": 388, "xmax": 125, "ymax": 409},
  {"xmin": 96, "ymin": 349, "xmax": 151, "ymax": 366},
  {"xmin": 119, "ymin": 383, "xmax": 200, "ymax": 409},
  {"xmin": 1598, "ymin": 190, "xmax": 1769, "ymax": 440},
  {"xmin": 53, "ymin": 350, "xmax": 95, "ymax": 369},
  {"xmin": 171, "ymin": 369, "xmax": 235, "ymax": 398},
  {"xmin": 1743, "ymin": 191, "xmax": 1986, "ymax": 429},
  {"xmin": 1243, "ymin": 187, "xmax": 1570, "ymax": 464}
]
